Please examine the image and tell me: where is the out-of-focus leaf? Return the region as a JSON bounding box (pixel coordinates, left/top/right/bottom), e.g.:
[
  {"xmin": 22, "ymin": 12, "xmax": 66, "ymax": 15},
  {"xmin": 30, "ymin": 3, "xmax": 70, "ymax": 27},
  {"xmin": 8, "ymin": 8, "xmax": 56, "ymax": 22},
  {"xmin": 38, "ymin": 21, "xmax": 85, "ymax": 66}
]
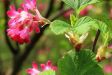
[{"xmin": 39, "ymin": 70, "xmax": 55, "ymax": 75}]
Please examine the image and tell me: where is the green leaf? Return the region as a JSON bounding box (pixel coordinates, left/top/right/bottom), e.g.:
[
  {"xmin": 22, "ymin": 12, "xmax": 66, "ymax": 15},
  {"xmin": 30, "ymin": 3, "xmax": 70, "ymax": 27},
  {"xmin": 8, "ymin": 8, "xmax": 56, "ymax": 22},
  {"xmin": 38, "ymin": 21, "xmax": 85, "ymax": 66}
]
[
  {"xmin": 39, "ymin": 70, "xmax": 55, "ymax": 75},
  {"xmin": 76, "ymin": 0, "xmax": 98, "ymax": 14},
  {"xmin": 62, "ymin": 0, "xmax": 76, "ymax": 9},
  {"xmin": 73, "ymin": 16, "xmax": 98, "ymax": 34},
  {"xmin": 58, "ymin": 50, "xmax": 104, "ymax": 75},
  {"xmin": 95, "ymin": 20, "xmax": 108, "ymax": 36},
  {"xmin": 50, "ymin": 20, "xmax": 70, "ymax": 35}
]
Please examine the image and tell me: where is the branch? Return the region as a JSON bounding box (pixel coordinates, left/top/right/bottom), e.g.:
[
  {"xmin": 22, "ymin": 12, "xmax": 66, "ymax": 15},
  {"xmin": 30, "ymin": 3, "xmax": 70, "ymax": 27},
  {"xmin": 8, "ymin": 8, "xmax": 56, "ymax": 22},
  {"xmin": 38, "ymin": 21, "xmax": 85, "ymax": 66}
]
[
  {"xmin": 105, "ymin": 0, "xmax": 110, "ymax": 12},
  {"xmin": 58, "ymin": 1, "xmax": 64, "ymax": 10},
  {"xmin": 4, "ymin": 0, "xmax": 18, "ymax": 55},
  {"xmin": 49, "ymin": 8, "xmax": 72, "ymax": 21},
  {"xmin": 92, "ymin": 30, "xmax": 100, "ymax": 52},
  {"xmin": 20, "ymin": 25, "xmax": 48, "ymax": 62},
  {"xmin": 45, "ymin": 0, "xmax": 55, "ymax": 18}
]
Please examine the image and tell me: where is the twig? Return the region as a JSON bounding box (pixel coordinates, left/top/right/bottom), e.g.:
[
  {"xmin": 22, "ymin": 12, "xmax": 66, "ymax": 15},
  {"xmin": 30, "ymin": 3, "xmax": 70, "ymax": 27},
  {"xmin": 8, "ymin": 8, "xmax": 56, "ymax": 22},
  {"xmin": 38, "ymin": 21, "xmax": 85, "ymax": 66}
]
[
  {"xmin": 45, "ymin": 0, "xmax": 55, "ymax": 18},
  {"xmin": 16, "ymin": 43, "xmax": 20, "ymax": 52},
  {"xmin": 49, "ymin": 8, "xmax": 72, "ymax": 21},
  {"xmin": 92, "ymin": 30, "xmax": 100, "ymax": 52},
  {"xmin": 105, "ymin": 0, "xmax": 110, "ymax": 12},
  {"xmin": 4, "ymin": 0, "xmax": 18, "ymax": 55},
  {"xmin": 58, "ymin": 1, "xmax": 64, "ymax": 10}
]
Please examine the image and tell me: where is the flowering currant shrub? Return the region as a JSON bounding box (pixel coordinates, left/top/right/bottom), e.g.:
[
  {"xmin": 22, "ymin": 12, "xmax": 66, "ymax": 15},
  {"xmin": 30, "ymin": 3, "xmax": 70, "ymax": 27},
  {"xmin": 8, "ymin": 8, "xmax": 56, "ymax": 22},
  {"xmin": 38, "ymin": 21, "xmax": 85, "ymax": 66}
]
[{"xmin": 5, "ymin": 0, "xmax": 112, "ymax": 75}]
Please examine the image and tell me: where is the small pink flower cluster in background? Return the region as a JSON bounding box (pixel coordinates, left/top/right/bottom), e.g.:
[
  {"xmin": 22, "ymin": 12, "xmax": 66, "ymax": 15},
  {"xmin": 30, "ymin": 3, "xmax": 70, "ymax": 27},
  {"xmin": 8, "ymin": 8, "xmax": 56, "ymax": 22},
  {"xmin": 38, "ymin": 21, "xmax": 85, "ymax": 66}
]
[
  {"xmin": 103, "ymin": 64, "xmax": 112, "ymax": 73},
  {"xmin": 80, "ymin": 5, "xmax": 94, "ymax": 16},
  {"xmin": 38, "ymin": 3, "xmax": 46, "ymax": 12},
  {"xmin": 109, "ymin": 8, "xmax": 112, "ymax": 19},
  {"xmin": 108, "ymin": 44, "xmax": 112, "ymax": 49},
  {"xmin": 63, "ymin": 5, "xmax": 94, "ymax": 19},
  {"xmin": 7, "ymin": 0, "xmax": 46, "ymax": 44},
  {"xmin": 26, "ymin": 60, "xmax": 57, "ymax": 75},
  {"xmin": 63, "ymin": 9, "xmax": 74, "ymax": 19}
]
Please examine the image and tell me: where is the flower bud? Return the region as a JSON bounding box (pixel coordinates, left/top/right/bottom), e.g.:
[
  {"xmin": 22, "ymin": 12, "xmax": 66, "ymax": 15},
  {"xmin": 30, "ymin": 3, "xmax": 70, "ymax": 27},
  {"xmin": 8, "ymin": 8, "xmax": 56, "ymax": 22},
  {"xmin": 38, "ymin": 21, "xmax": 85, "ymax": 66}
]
[
  {"xmin": 65, "ymin": 32, "xmax": 88, "ymax": 51},
  {"xmin": 96, "ymin": 46, "xmax": 107, "ymax": 62}
]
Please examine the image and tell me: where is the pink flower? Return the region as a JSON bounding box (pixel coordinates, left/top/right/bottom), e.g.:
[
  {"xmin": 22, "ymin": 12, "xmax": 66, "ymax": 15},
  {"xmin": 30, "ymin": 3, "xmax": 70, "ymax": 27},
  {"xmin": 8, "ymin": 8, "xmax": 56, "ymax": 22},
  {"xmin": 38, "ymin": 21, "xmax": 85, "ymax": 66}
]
[
  {"xmin": 38, "ymin": 3, "xmax": 46, "ymax": 12},
  {"xmin": 63, "ymin": 9, "xmax": 74, "ymax": 19},
  {"xmin": 26, "ymin": 60, "xmax": 57, "ymax": 75},
  {"xmin": 108, "ymin": 44, "xmax": 112, "ymax": 49},
  {"xmin": 80, "ymin": 5, "xmax": 94, "ymax": 16},
  {"xmin": 7, "ymin": 0, "xmax": 46, "ymax": 44},
  {"xmin": 110, "ymin": 8, "xmax": 112, "ymax": 19},
  {"xmin": 79, "ymin": 8, "xmax": 88, "ymax": 16},
  {"xmin": 103, "ymin": 64, "xmax": 112, "ymax": 73},
  {"xmin": 40, "ymin": 60, "xmax": 57, "ymax": 71},
  {"xmin": 23, "ymin": 0, "xmax": 37, "ymax": 10},
  {"xmin": 63, "ymin": 5, "xmax": 94, "ymax": 18},
  {"xmin": 27, "ymin": 62, "xmax": 40, "ymax": 75}
]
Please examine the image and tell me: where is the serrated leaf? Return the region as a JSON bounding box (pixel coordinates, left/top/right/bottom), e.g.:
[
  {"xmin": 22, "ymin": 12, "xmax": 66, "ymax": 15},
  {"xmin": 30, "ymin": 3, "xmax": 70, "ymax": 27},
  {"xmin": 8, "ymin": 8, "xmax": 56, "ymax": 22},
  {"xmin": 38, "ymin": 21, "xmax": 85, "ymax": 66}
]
[
  {"xmin": 73, "ymin": 16, "xmax": 98, "ymax": 34},
  {"xmin": 76, "ymin": 0, "xmax": 98, "ymax": 14},
  {"xmin": 39, "ymin": 70, "xmax": 55, "ymax": 75},
  {"xmin": 58, "ymin": 50, "xmax": 104, "ymax": 75},
  {"xmin": 50, "ymin": 20, "xmax": 70, "ymax": 35},
  {"xmin": 62, "ymin": 0, "xmax": 76, "ymax": 9}
]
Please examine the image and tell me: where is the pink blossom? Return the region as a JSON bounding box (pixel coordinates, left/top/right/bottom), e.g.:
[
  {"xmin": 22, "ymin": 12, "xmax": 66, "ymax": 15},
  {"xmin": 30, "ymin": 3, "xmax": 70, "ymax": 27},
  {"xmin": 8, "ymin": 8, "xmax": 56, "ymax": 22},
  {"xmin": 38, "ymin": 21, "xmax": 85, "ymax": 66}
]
[
  {"xmin": 80, "ymin": 5, "xmax": 94, "ymax": 16},
  {"xmin": 38, "ymin": 3, "xmax": 46, "ymax": 12},
  {"xmin": 26, "ymin": 61, "xmax": 57, "ymax": 75},
  {"xmin": 27, "ymin": 62, "xmax": 40, "ymax": 75},
  {"xmin": 79, "ymin": 8, "xmax": 88, "ymax": 16},
  {"xmin": 63, "ymin": 5, "xmax": 94, "ymax": 18},
  {"xmin": 7, "ymin": 0, "xmax": 46, "ymax": 44},
  {"xmin": 109, "ymin": 8, "xmax": 112, "ymax": 19},
  {"xmin": 23, "ymin": 0, "xmax": 37, "ymax": 10},
  {"xmin": 86, "ymin": 5, "xmax": 94, "ymax": 10},
  {"xmin": 63, "ymin": 9, "xmax": 74, "ymax": 19},
  {"xmin": 40, "ymin": 60, "xmax": 57, "ymax": 71},
  {"xmin": 103, "ymin": 64, "xmax": 112, "ymax": 73},
  {"xmin": 108, "ymin": 44, "xmax": 112, "ymax": 49}
]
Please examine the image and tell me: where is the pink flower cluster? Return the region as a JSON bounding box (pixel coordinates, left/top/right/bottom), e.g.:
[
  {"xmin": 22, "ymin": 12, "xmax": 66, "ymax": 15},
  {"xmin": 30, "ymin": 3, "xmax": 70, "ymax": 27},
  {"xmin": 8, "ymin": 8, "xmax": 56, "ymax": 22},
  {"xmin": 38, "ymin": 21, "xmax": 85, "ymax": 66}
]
[
  {"xmin": 26, "ymin": 60, "xmax": 57, "ymax": 75},
  {"xmin": 7, "ymin": 0, "xmax": 45, "ymax": 44},
  {"xmin": 63, "ymin": 5, "xmax": 94, "ymax": 19},
  {"xmin": 80, "ymin": 5, "xmax": 94, "ymax": 16},
  {"xmin": 103, "ymin": 64, "xmax": 112, "ymax": 73}
]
